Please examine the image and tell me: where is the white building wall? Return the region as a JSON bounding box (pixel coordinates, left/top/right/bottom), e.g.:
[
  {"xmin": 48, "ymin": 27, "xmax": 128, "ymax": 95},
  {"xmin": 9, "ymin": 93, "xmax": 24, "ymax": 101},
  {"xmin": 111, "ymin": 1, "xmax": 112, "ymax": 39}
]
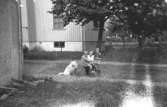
[
  {"xmin": 31, "ymin": 0, "xmax": 83, "ymax": 51},
  {"xmin": 21, "ymin": 0, "xmax": 29, "ymax": 42},
  {"xmin": 83, "ymin": 22, "xmax": 99, "ymax": 51},
  {"xmin": 39, "ymin": 42, "xmax": 82, "ymax": 52},
  {"xmin": 84, "ymin": 22, "xmax": 98, "ymax": 41},
  {"xmin": 34, "ymin": 0, "xmax": 83, "ymax": 41},
  {"xmin": 0, "ymin": 0, "xmax": 21, "ymax": 86},
  {"xmin": 22, "ymin": 0, "xmax": 101, "ymax": 52}
]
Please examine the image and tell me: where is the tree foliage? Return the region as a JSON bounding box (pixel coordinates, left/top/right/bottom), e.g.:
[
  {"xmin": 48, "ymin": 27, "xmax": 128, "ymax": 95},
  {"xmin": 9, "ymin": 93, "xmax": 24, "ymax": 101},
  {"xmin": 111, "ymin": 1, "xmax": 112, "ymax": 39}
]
[
  {"xmin": 50, "ymin": 0, "xmax": 167, "ymax": 48},
  {"xmin": 51, "ymin": 0, "xmax": 113, "ymax": 25},
  {"xmin": 116, "ymin": 0, "xmax": 167, "ymax": 46},
  {"xmin": 50, "ymin": 0, "xmax": 119, "ymax": 50}
]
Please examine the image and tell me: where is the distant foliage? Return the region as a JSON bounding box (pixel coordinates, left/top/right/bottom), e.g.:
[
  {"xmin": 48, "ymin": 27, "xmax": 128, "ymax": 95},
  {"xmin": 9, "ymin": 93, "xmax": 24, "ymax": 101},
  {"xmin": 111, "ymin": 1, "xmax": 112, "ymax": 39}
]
[
  {"xmin": 120, "ymin": 0, "xmax": 167, "ymax": 35},
  {"xmin": 23, "ymin": 45, "xmax": 29, "ymax": 54},
  {"xmin": 116, "ymin": 0, "xmax": 167, "ymax": 46},
  {"xmin": 50, "ymin": 0, "xmax": 113, "ymax": 26}
]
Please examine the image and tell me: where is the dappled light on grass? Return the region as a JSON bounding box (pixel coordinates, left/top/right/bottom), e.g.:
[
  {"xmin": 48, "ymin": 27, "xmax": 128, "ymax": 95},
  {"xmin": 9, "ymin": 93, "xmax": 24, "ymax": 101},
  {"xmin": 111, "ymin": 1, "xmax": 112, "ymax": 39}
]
[
  {"xmin": 121, "ymin": 64, "xmax": 155, "ymax": 107},
  {"xmin": 121, "ymin": 91, "xmax": 155, "ymax": 107}
]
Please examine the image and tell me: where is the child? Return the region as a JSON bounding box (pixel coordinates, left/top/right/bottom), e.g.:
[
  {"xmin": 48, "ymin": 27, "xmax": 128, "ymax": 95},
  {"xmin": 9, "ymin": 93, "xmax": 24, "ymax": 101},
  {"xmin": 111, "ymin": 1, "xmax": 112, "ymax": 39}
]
[
  {"xmin": 88, "ymin": 51, "xmax": 98, "ymax": 73},
  {"xmin": 87, "ymin": 51, "xmax": 95, "ymax": 62},
  {"xmin": 81, "ymin": 51, "xmax": 92, "ymax": 75}
]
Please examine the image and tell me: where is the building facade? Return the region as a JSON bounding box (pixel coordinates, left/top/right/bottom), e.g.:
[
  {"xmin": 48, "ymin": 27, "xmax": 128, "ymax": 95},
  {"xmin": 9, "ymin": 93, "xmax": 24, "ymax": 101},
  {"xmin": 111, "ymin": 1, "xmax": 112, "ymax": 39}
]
[
  {"xmin": 21, "ymin": 0, "xmax": 101, "ymax": 52},
  {"xmin": 0, "ymin": 0, "xmax": 22, "ymax": 86}
]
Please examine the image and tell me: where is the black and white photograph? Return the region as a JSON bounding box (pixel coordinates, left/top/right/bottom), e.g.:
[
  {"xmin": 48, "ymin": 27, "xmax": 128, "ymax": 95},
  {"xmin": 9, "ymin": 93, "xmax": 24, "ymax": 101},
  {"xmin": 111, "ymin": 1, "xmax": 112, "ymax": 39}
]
[{"xmin": 0, "ymin": 0, "xmax": 167, "ymax": 107}]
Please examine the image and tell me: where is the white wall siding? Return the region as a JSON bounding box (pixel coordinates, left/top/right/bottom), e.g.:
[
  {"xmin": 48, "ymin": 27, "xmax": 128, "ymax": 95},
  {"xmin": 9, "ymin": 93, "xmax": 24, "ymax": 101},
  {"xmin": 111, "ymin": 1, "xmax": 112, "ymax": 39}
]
[
  {"xmin": 82, "ymin": 22, "xmax": 98, "ymax": 51},
  {"xmin": 34, "ymin": 0, "xmax": 83, "ymax": 42},
  {"xmin": 26, "ymin": 0, "xmax": 37, "ymax": 41},
  {"xmin": 21, "ymin": 0, "xmax": 29, "ymax": 42},
  {"xmin": 84, "ymin": 22, "xmax": 98, "ymax": 41}
]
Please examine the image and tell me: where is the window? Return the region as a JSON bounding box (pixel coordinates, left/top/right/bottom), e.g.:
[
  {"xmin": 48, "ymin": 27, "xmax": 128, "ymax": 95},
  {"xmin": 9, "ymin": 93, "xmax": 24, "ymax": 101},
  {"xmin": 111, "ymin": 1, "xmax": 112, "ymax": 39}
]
[
  {"xmin": 53, "ymin": 14, "xmax": 64, "ymax": 30},
  {"xmin": 54, "ymin": 41, "xmax": 65, "ymax": 48}
]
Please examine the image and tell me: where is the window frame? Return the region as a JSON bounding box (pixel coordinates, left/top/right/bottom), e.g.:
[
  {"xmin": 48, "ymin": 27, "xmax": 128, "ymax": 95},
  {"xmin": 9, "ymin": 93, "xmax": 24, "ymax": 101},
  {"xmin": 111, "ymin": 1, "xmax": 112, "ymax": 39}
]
[{"xmin": 54, "ymin": 41, "xmax": 65, "ymax": 48}]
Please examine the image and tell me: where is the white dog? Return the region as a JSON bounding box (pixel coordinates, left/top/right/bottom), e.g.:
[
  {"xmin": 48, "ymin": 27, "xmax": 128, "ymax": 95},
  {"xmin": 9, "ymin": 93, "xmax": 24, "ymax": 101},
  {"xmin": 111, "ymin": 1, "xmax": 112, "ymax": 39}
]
[{"xmin": 58, "ymin": 61, "xmax": 78, "ymax": 76}]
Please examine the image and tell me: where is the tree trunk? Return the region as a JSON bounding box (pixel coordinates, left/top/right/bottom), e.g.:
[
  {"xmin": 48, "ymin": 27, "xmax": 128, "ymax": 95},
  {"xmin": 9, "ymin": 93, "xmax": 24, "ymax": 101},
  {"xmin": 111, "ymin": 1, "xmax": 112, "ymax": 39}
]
[{"xmin": 97, "ymin": 20, "xmax": 105, "ymax": 51}]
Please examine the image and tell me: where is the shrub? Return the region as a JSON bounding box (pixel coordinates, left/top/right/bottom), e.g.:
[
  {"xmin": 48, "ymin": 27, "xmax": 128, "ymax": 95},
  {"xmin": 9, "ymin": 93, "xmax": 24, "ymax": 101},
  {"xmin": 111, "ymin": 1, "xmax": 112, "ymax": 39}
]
[
  {"xmin": 30, "ymin": 45, "xmax": 44, "ymax": 52},
  {"xmin": 23, "ymin": 45, "xmax": 29, "ymax": 54}
]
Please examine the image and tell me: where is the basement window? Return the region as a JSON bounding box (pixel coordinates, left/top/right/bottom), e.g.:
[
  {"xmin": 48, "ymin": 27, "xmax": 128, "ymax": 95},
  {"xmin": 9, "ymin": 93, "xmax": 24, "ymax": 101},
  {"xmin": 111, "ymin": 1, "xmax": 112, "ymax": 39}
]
[{"xmin": 54, "ymin": 41, "xmax": 65, "ymax": 48}]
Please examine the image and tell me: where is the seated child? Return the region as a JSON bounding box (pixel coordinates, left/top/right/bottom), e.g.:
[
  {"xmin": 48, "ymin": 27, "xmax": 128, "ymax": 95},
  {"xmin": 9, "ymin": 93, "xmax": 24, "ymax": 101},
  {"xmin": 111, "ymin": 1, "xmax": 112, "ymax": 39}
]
[
  {"xmin": 87, "ymin": 51, "xmax": 97, "ymax": 72},
  {"xmin": 87, "ymin": 51, "xmax": 95, "ymax": 62},
  {"xmin": 81, "ymin": 51, "xmax": 91, "ymax": 75}
]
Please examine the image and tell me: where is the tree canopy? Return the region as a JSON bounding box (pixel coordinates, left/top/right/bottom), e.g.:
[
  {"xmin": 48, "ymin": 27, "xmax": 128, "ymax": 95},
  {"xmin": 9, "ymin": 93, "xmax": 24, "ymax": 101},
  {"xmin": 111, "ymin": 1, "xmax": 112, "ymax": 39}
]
[
  {"xmin": 50, "ymin": 0, "xmax": 167, "ymax": 48},
  {"xmin": 116, "ymin": 0, "xmax": 167, "ymax": 44},
  {"xmin": 51, "ymin": 0, "xmax": 113, "ymax": 25},
  {"xmin": 50, "ymin": 0, "xmax": 120, "ymax": 50}
]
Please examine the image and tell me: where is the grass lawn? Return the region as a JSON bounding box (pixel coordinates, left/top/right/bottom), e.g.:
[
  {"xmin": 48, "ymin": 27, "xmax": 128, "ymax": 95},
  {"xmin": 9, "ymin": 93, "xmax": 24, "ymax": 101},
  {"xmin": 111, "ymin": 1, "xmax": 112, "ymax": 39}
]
[
  {"xmin": 0, "ymin": 77, "xmax": 128, "ymax": 107},
  {"xmin": 24, "ymin": 51, "xmax": 82, "ymax": 60},
  {"xmin": 1, "ymin": 74, "xmax": 167, "ymax": 107},
  {"xmin": 2, "ymin": 45, "xmax": 167, "ymax": 107},
  {"xmin": 103, "ymin": 46, "xmax": 166, "ymax": 64},
  {"xmin": 24, "ymin": 45, "xmax": 167, "ymax": 64}
]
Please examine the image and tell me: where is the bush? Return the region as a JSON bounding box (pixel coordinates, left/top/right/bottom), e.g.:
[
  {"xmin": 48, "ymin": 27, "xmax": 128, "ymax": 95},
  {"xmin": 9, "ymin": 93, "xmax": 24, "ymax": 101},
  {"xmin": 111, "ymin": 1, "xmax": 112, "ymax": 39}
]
[
  {"xmin": 30, "ymin": 45, "xmax": 44, "ymax": 52},
  {"xmin": 23, "ymin": 45, "xmax": 29, "ymax": 54}
]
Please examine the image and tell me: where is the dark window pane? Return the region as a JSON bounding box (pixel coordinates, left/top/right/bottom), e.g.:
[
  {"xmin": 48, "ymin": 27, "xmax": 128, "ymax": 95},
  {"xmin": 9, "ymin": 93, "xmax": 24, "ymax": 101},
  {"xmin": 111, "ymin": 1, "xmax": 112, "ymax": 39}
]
[{"xmin": 54, "ymin": 41, "xmax": 65, "ymax": 48}]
